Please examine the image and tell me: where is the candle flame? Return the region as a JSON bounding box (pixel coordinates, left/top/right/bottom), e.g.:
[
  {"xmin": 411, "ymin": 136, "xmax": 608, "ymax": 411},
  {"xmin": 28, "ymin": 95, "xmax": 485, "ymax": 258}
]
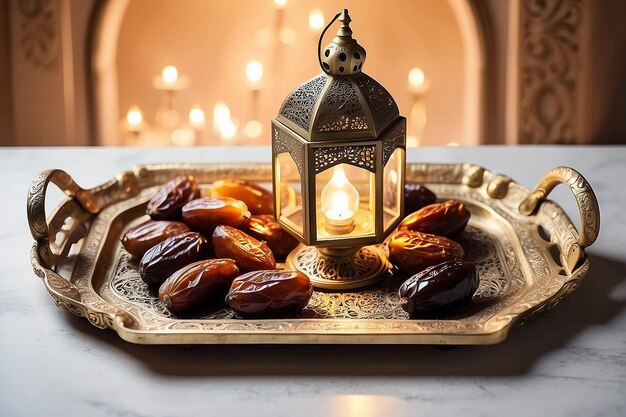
[
  {"xmin": 162, "ymin": 66, "xmax": 178, "ymax": 84},
  {"xmin": 329, "ymin": 191, "xmax": 350, "ymax": 218},
  {"xmin": 189, "ymin": 104, "xmax": 205, "ymax": 128},
  {"xmin": 408, "ymin": 67, "xmax": 425, "ymax": 89},
  {"xmin": 309, "ymin": 9, "xmax": 325, "ymax": 31},
  {"xmin": 246, "ymin": 61, "xmax": 263, "ymax": 84},
  {"xmin": 213, "ymin": 101, "xmax": 230, "ymax": 129},
  {"xmin": 219, "ymin": 121, "xmax": 236, "ymax": 140},
  {"xmin": 330, "ymin": 165, "xmax": 349, "ymax": 187},
  {"xmin": 213, "ymin": 101, "xmax": 236, "ymax": 140},
  {"xmin": 321, "ymin": 165, "xmax": 359, "ymax": 226},
  {"xmin": 126, "ymin": 105, "xmax": 143, "ymax": 128}
]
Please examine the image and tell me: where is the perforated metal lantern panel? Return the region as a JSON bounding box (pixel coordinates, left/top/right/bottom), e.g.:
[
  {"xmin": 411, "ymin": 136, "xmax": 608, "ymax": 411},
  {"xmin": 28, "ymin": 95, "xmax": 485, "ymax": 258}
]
[
  {"xmin": 271, "ymin": 118, "xmax": 406, "ymax": 247},
  {"xmin": 277, "ymin": 73, "xmax": 400, "ymax": 142}
]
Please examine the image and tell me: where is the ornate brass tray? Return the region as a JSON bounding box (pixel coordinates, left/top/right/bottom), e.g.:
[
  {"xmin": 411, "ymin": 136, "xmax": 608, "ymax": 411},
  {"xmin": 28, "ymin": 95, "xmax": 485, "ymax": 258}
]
[{"xmin": 27, "ymin": 163, "xmax": 599, "ymax": 344}]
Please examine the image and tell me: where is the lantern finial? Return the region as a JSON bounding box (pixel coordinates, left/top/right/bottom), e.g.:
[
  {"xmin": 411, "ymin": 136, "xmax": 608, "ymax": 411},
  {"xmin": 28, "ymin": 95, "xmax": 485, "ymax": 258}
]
[
  {"xmin": 334, "ymin": 9, "xmax": 353, "ymax": 40},
  {"xmin": 319, "ymin": 9, "xmax": 366, "ymax": 76}
]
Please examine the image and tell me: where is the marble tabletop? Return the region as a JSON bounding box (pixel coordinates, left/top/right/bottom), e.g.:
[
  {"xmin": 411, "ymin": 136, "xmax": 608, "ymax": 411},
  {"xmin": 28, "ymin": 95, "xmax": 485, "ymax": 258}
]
[{"xmin": 1, "ymin": 146, "xmax": 624, "ymax": 417}]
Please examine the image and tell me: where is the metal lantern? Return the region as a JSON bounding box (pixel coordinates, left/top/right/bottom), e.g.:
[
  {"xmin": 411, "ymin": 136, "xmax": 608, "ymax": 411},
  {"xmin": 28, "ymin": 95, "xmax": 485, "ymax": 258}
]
[{"xmin": 271, "ymin": 9, "xmax": 406, "ymax": 290}]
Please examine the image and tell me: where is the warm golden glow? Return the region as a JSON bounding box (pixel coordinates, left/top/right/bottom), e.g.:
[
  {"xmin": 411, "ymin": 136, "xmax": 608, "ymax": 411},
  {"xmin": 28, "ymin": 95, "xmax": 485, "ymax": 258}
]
[
  {"xmin": 389, "ymin": 169, "xmax": 398, "ymax": 186},
  {"xmin": 321, "ymin": 166, "xmax": 359, "ymax": 234},
  {"xmin": 308, "ymin": 9, "xmax": 325, "ymax": 31},
  {"xmin": 171, "ymin": 128, "xmax": 195, "ymax": 146},
  {"xmin": 246, "ymin": 61, "xmax": 264, "ymax": 84},
  {"xmin": 408, "ymin": 67, "xmax": 425, "ymax": 89},
  {"xmin": 213, "ymin": 101, "xmax": 230, "ymax": 129},
  {"xmin": 406, "ymin": 135, "xmax": 420, "ymax": 147},
  {"xmin": 213, "ymin": 101, "xmax": 236, "ymax": 140},
  {"xmin": 161, "ymin": 65, "xmax": 178, "ymax": 86},
  {"xmin": 126, "ymin": 105, "xmax": 143, "ymax": 131},
  {"xmin": 188, "ymin": 104, "xmax": 206, "ymax": 129},
  {"xmin": 244, "ymin": 120, "xmax": 263, "ymax": 138},
  {"xmin": 329, "ymin": 191, "xmax": 350, "ymax": 219},
  {"xmin": 220, "ymin": 122, "xmax": 236, "ymax": 140},
  {"xmin": 273, "ymin": 0, "xmax": 287, "ymax": 8},
  {"xmin": 330, "ymin": 395, "xmax": 406, "ymax": 417},
  {"xmin": 279, "ymin": 27, "xmax": 297, "ymax": 45}
]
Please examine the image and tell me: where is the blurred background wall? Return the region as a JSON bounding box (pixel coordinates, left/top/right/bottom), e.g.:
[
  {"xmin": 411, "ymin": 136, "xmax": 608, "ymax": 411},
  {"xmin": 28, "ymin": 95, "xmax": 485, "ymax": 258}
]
[{"xmin": 0, "ymin": 0, "xmax": 625, "ymax": 147}]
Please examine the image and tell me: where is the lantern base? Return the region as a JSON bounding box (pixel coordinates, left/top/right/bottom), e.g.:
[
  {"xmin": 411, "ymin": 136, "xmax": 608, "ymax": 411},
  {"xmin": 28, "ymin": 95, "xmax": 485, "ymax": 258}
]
[{"xmin": 285, "ymin": 244, "xmax": 391, "ymax": 290}]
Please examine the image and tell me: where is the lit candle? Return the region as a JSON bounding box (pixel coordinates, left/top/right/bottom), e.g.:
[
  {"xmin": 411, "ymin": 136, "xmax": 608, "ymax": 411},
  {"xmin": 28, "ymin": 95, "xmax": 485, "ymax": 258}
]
[
  {"xmin": 219, "ymin": 120, "xmax": 236, "ymax": 141},
  {"xmin": 246, "ymin": 61, "xmax": 264, "ymax": 90},
  {"xmin": 213, "ymin": 101, "xmax": 231, "ymax": 132},
  {"xmin": 408, "ymin": 67, "xmax": 428, "ymax": 94},
  {"xmin": 161, "ymin": 66, "xmax": 179, "ymax": 89},
  {"xmin": 308, "ymin": 9, "xmax": 325, "ymax": 32},
  {"xmin": 188, "ymin": 104, "xmax": 206, "ymax": 130},
  {"xmin": 408, "ymin": 67, "xmax": 428, "ymax": 145},
  {"xmin": 126, "ymin": 105, "xmax": 144, "ymax": 133},
  {"xmin": 213, "ymin": 101, "xmax": 236, "ymax": 141},
  {"xmin": 321, "ymin": 166, "xmax": 359, "ymax": 235},
  {"xmin": 153, "ymin": 65, "xmax": 188, "ymax": 92}
]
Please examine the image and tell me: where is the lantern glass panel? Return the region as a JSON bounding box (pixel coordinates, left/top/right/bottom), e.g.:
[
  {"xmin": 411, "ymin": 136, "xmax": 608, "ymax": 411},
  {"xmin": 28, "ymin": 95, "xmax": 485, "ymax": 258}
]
[
  {"xmin": 275, "ymin": 152, "xmax": 304, "ymax": 237},
  {"xmin": 383, "ymin": 148, "xmax": 404, "ymax": 232},
  {"xmin": 314, "ymin": 163, "xmax": 375, "ymax": 241}
]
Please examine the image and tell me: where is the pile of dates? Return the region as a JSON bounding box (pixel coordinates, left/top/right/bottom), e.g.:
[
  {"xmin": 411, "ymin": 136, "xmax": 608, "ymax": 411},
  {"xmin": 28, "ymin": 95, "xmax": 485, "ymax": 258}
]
[
  {"xmin": 122, "ymin": 176, "xmax": 307, "ymax": 318},
  {"xmin": 391, "ymin": 183, "xmax": 480, "ymax": 317},
  {"xmin": 121, "ymin": 175, "xmax": 479, "ymax": 320}
]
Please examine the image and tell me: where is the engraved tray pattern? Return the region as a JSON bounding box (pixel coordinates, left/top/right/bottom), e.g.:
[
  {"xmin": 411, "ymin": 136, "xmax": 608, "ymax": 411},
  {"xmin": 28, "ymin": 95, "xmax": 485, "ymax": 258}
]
[
  {"xmin": 107, "ymin": 226, "xmax": 510, "ymax": 321},
  {"xmin": 29, "ymin": 163, "xmax": 593, "ymax": 344}
]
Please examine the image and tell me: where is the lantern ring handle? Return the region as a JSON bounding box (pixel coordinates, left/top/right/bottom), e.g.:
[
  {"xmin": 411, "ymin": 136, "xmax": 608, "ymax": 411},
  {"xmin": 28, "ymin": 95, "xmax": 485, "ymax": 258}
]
[{"xmin": 318, "ymin": 12, "xmax": 342, "ymax": 75}]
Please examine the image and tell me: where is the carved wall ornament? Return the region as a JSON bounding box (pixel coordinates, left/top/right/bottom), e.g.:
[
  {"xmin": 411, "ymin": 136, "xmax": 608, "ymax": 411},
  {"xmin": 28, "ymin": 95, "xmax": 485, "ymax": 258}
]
[
  {"xmin": 518, "ymin": 0, "xmax": 586, "ymax": 144},
  {"xmin": 17, "ymin": 0, "xmax": 61, "ymax": 69}
]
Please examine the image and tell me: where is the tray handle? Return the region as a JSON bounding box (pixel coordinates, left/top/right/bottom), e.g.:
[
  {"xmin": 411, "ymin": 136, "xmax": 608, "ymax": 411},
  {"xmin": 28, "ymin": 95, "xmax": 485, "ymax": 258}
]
[
  {"xmin": 519, "ymin": 166, "xmax": 600, "ymax": 271},
  {"xmin": 27, "ymin": 170, "xmax": 100, "ymax": 262}
]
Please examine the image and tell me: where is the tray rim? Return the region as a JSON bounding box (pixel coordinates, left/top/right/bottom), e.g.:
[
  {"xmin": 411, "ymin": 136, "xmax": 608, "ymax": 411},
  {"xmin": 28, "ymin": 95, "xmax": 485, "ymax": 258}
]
[{"xmin": 28, "ymin": 162, "xmax": 598, "ymax": 345}]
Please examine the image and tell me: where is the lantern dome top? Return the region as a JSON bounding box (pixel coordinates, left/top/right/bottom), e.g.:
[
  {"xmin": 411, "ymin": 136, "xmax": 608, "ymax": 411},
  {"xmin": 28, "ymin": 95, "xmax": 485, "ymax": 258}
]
[
  {"xmin": 276, "ymin": 9, "xmax": 401, "ymax": 142},
  {"xmin": 277, "ymin": 72, "xmax": 400, "ymax": 142},
  {"xmin": 320, "ymin": 9, "xmax": 366, "ymax": 77}
]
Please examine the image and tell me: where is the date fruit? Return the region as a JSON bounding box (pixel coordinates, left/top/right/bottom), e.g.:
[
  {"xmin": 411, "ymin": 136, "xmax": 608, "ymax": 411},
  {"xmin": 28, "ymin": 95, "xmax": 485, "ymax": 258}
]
[
  {"xmin": 226, "ymin": 270, "xmax": 313, "ymax": 318},
  {"xmin": 404, "ymin": 182, "xmax": 437, "ymax": 214},
  {"xmin": 121, "ymin": 220, "xmax": 190, "ymax": 258},
  {"xmin": 147, "ymin": 176, "xmax": 199, "ymax": 220},
  {"xmin": 139, "ymin": 232, "xmax": 209, "ymax": 286},
  {"xmin": 242, "ymin": 214, "xmax": 299, "ymax": 258},
  {"xmin": 212, "ymin": 225, "xmax": 276, "ymax": 272},
  {"xmin": 182, "ymin": 196, "xmax": 251, "ymax": 235},
  {"xmin": 398, "ymin": 200, "xmax": 470, "ymax": 237},
  {"xmin": 389, "ymin": 230, "xmax": 465, "ymax": 274},
  {"xmin": 399, "ymin": 259, "xmax": 479, "ymax": 317},
  {"xmin": 158, "ymin": 259, "xmax": 240, "ymax": 313},
  {"xmin": 209, "ymin": 179, "xmax": 274, "ymax": 215}
]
